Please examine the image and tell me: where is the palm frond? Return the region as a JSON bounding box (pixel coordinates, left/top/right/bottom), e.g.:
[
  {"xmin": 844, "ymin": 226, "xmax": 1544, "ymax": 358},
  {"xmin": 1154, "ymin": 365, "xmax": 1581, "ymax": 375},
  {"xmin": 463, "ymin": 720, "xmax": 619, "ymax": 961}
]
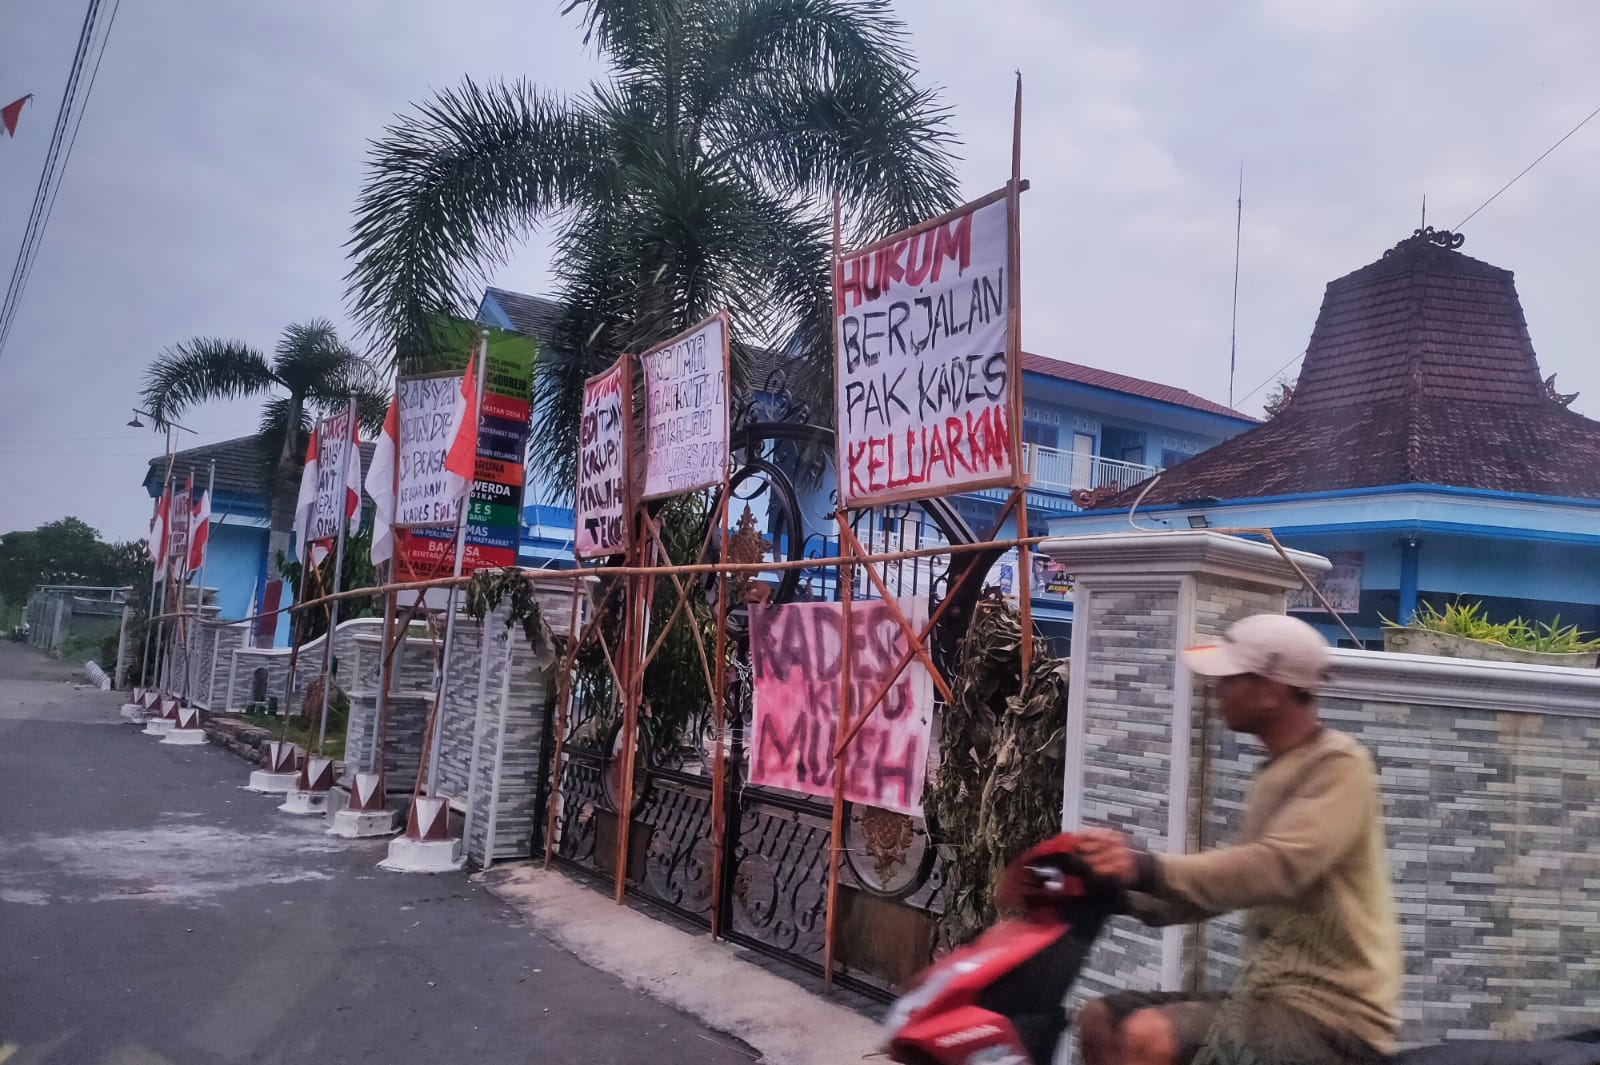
[
  {"xmin": 344, "ymin": 78, "xmax": 604, "ymax": 361},
  {"xmin": 139, "ymin": 339, "xmax": 280, "ymax": 428}
]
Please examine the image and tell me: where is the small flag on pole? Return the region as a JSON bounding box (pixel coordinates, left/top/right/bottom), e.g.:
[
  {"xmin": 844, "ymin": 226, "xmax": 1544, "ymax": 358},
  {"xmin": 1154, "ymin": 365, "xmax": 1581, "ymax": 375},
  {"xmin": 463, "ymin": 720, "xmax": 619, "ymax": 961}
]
[
  {"xmin": 441, "ymin": 352, "xmax": 479, "ymax": 511},
  {"xmin": 290, "ymin": 427, "xmax": 328, "ymax": 566},
  {"xmin": 365, "ymin": 393, "xmax": 399, "ymax": 566},
  {"xmin": 188, "ymin": 489, "xmax": 211, "ymax": 572},
  {"xmin": 148, "ymin": 485, "xmax": 170, "ymax": 563},
  {"xmin": 1, "ymin": 95, "xmax": 30, "ymax": 138}
]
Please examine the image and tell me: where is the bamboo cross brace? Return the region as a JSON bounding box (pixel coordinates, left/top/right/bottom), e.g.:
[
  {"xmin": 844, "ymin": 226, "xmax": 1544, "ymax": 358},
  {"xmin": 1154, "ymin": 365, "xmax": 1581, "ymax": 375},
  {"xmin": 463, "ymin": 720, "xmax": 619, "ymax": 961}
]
[
  {"xmin": 638, "ymin": 519, "xmax": 718, "ymax": 696},
  {"xmin": 836, "ymin": 521, "xmax": 955, "ymax": 713}
]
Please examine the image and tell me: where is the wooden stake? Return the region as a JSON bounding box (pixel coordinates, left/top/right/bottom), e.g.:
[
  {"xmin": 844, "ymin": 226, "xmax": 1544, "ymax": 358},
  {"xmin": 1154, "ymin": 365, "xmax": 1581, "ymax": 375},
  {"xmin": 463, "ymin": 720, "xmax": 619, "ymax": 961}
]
[
  {"xmin": 613, "ymin": 513, "xmax": 648, "ymax": 903},
  {"xmin": 1008, "ymin": 73, "xmax": 1032, "ymax": 679},
  {"xmin": 823, "ymin": 510, "xmax": 854, "ymax": 990}
]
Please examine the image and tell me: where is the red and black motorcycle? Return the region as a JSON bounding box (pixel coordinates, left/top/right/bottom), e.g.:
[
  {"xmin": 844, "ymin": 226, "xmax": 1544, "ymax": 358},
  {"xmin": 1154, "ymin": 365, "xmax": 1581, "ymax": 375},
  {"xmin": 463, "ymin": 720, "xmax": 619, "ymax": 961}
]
[{"xmin": 881, "ymin": 834, "xmax": 1600, "ymax": 1065}]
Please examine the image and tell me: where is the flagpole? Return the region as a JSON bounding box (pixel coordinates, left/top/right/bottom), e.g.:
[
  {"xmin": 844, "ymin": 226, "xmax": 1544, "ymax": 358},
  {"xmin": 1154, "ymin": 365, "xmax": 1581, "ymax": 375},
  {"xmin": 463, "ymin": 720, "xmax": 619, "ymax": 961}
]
[
  {"xmin": 194, "ymin": 460, "xmax": 215, "ymax": 619},
  {"xmin": 137, "ymin": 492, "xmax": 163, "ymax": 690},
  {"xmin": 152, "ymin": 475, "xmax": 175, "ymax": 692},
  {"xmin": 315, "ymin": 404, "xmax": 356, "ymax": 755},
  {"xmin": 424, "ymin": 330, "xmax": 489, "ymax": 796}
]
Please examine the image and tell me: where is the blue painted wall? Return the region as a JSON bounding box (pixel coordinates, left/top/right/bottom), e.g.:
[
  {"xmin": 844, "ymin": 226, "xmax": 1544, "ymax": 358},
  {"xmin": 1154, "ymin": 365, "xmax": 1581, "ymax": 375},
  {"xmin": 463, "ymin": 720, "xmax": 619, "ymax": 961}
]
[{"xmin": 202, "ymin": 522, "xmax": 270, "ymax": 621}]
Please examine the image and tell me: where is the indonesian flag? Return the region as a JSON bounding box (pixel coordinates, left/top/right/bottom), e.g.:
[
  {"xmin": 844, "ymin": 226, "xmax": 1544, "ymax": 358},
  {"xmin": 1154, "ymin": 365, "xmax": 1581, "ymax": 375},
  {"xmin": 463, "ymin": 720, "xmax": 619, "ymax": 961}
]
[
  {"xmin": 365, "ymin": 393, "xmax": 399, "ymax": 566},
  {"xmin": 290, "ymin": 427, "xmax": 329, "ymax": 567},
  {"xmin": 187, "ymin": 489, "xmax": 211, "ymax": 572},
  {"xmin": 148, "ymin": 485, "xmax": 170, "ymax": 562},
  {"xmin": 1, "ymin": 95, "xmax": 29, "ymax": 138},
  {"xmin": 441, "ymin": 353, "xmax": 480, "ymax": 514},
  {"xmin": 339, "ymin": 409, "xmax": 364, "ymax": 537}
]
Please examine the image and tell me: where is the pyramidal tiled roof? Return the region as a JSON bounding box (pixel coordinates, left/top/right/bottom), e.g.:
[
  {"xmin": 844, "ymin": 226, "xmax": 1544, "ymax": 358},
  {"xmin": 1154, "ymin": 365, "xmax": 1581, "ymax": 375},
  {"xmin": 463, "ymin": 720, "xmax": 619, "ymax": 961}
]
[
  {"xmin": 1097, "ymin": 230, "xmax": 1600, "ymax": 505},
  {"xmin": 146, "ymin": 434, "xmax": 377, "ymax": 504}
]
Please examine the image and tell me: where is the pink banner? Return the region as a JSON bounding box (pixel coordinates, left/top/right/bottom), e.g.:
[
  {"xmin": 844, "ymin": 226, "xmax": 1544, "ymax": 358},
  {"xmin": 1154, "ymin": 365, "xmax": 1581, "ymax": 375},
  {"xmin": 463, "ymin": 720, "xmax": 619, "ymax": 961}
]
[{"xmin": 748, "ymin": 598, "xmax": 933, "ymax": 816}]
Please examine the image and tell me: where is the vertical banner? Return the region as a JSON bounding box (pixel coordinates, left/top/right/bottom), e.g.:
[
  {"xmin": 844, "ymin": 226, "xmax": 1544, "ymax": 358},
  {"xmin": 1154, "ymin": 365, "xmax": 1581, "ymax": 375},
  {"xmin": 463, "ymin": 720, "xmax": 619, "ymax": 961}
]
[
  {"xmin": 167, "ymin": 485, "xmax": 192, "ymax": 571},
  {"xmin": 747, "ymin": 598, "xmax": 934, "ymax": 816},
  {"xmin": 309, "ymin": 404, "xmax": 356, "ymax": 542},
  {"xmin": 396, "ymin": 373, "xmax": 465, "ymax": 528},
  {"xmin": 834, "ymin": 190, "xmax": 1016, "ymax": 507},
  {"xmin": 639, "ymin": 312, "xmax": 729, "ymax": 500},
  {"xmin": 394, "ymin": 326, "xmax": 535, "ymax": 577},
  {"xmin": 575, "ymin": 356, "xmax": 632, "ymax": 559}
]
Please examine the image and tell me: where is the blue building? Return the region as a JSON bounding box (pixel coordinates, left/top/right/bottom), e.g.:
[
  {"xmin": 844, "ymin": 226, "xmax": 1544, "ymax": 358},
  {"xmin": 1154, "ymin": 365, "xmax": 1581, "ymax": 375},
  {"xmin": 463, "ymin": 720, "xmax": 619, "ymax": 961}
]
[
  {"xmin": 1048, "ymin": 228, "xmax": 1600, "ymax": 646},
  {"xmin": 478, "ymin": 286, "xmax": 1254, "ymax": 648},
  {"xmin": 143, "ymin": 437, "xmax": 374, "ymax": 645}
]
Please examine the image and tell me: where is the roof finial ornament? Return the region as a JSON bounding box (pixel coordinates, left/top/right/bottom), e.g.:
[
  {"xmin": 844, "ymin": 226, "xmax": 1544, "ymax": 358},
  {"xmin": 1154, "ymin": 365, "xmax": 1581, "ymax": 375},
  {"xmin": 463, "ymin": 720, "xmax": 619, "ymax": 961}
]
[
  {"xmin": 1384, "ymin": 226, "xmax": 1465, "ymax": 258},
  {"xmin": 1545, "ymin": 373, "xmax": 1579, "ymax": 409}
]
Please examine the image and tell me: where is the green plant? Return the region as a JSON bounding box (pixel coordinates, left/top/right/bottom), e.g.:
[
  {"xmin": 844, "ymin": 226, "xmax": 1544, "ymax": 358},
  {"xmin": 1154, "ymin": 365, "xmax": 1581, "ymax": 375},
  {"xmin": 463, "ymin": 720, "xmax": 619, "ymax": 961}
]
[
  {"xmin": 927, "ymin": 591, "xmax": 1070, "ymax": 949},
  {"xmin": 345, "ymin": 0, "xmax": 960, "ymax": 494},
  {"xmin": 1388, "ymin": 600, "xmax": 1600, "ymax": 653}
]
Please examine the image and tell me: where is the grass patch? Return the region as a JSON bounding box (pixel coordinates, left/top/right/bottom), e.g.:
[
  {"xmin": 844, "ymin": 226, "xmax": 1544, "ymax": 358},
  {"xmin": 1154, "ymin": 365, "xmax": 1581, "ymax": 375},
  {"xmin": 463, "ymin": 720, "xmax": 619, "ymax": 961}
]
[{"xmin": 238, "ymin": 710, "xmax": 348, "ymax": 761}]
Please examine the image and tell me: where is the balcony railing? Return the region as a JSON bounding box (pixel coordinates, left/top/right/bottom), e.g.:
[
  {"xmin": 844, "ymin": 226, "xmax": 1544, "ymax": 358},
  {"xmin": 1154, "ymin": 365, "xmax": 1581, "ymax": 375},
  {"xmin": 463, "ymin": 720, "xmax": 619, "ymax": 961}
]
[{"xmin": 1023, "ymin": 445, "xmax": 1160, "ymax": 497}]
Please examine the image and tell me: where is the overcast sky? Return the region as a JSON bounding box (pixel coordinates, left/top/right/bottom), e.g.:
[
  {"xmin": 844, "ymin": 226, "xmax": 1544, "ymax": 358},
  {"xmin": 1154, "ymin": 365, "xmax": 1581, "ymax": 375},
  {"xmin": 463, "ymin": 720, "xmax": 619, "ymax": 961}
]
[{"xmin": 4, "ymin": 1, "xmax": 1599, "ymax": 541}]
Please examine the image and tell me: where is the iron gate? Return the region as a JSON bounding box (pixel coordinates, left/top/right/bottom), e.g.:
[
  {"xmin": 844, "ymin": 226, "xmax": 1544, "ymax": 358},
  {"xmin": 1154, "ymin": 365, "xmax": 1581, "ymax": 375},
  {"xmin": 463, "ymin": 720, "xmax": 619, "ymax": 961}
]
[{"xmin": 536, "ymin": 370, "xmax": 1004, "ymax": 996}]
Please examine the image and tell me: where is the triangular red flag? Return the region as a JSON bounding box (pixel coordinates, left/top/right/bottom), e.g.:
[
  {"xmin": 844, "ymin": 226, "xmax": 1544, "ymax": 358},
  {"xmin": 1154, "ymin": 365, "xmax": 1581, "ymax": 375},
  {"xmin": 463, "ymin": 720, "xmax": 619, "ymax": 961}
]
[{"xmin": 2, "ymin": 96, "xmax": 31, "ymax": 138}]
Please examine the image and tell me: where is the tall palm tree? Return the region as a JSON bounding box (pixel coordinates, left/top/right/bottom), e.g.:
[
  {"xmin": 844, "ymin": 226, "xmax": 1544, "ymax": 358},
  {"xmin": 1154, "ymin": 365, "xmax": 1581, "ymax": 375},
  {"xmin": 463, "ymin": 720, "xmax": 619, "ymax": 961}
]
[
  {"xmin": 346, "ymin": 0, "xmax": 959, "ymax": 490},
  {"xmin": 140, "ymin": 320, "xmax": 388, "ymax": 580}
]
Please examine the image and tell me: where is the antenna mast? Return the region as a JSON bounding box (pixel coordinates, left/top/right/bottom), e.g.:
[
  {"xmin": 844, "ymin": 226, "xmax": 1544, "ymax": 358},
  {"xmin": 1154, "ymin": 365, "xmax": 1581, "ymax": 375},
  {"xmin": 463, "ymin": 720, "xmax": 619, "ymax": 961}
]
[{"xmin": 1228, "ymin": 163, "xmax": 1243, "ymax": 409}]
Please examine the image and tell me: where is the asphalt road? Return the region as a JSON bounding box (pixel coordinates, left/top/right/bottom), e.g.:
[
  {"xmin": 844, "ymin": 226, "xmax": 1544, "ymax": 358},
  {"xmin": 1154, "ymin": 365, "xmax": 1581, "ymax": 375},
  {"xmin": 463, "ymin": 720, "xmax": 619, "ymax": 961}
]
[{"xmin": 0, "ymin": 642, "xmax": 757, "ymax": 1065}]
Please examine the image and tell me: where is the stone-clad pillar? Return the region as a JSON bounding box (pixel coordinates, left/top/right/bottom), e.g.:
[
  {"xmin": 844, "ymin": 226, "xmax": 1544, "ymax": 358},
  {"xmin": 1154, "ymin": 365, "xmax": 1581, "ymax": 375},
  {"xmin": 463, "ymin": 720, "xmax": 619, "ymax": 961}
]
[{"xmin": 1039, "ymin": 530, "xmax": 1329, "ymax": 996}]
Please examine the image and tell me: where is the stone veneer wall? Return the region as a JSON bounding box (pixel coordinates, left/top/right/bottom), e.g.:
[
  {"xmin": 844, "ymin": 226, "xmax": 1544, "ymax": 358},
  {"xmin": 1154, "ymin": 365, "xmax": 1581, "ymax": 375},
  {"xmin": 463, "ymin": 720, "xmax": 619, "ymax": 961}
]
[
  {"xmin": 343, "ymin": 625, "xmax": 440, "ymax": 790},
  {"xmin": 1065, "ymin": 570, "xmax": 1290, "ymax": 1015},
  {"xmin": 1049, "ymin": 531, "xmax": 1600, "ymax": 1049},
  {"xmin": 1191, "ymin": 652, "xmax": 1600, "ymax": 1044},
  {"xmin": 219, "ymin": 618, "xmax": 385, "ymax": 713}
]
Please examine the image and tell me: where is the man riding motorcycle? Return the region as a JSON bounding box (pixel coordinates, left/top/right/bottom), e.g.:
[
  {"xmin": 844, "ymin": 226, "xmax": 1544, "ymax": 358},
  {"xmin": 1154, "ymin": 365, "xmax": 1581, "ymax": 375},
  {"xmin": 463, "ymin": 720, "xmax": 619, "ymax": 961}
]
[{"xmin": 1076, "ymin": 613, "xmax": 1401, "ymax": 1065}]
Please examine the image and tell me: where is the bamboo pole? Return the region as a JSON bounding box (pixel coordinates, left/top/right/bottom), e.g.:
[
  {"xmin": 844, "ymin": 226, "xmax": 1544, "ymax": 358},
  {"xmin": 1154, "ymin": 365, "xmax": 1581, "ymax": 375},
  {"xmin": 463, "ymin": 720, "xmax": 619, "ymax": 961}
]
[
  {"xmin": 822, "ymin": 510, "xmax": 854, "ymax": 990},
  {"xmin": 708, "ymin": 476, "xmax": 731, "ymax": 939},
  {"xmin": 1008, "ymin": 74, "xmax": 1032, "ymax": 680},
  {"xmin": 836, "ymin": 521, "xmax": 954, "ymax": 706},
  {"xmin": 612, "ymin": 520, "xmax": 645, "ymax": 903}
]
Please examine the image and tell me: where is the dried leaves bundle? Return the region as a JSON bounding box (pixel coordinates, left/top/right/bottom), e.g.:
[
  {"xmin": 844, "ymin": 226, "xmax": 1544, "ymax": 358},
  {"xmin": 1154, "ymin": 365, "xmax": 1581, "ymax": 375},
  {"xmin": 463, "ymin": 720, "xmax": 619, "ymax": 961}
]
[{"xmin": 928, "ymin": 591, "xmax": 1070, "ymax": 948}]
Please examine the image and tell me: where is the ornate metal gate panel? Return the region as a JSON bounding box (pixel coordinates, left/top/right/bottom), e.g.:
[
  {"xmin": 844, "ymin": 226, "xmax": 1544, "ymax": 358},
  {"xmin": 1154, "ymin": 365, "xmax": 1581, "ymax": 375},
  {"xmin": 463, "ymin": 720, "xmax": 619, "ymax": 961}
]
[{"xmin": 540, "ymin": 370, "xmax": 1005, "ymax": 996}]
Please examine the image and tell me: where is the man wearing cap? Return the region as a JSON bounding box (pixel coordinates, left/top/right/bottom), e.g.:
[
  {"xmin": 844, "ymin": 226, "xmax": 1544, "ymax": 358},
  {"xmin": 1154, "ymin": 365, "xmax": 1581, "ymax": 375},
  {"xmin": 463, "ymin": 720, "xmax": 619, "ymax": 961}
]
[{"xmin": 1075, "ymin": 613, "xmax": 1401, "ymax": 1065}]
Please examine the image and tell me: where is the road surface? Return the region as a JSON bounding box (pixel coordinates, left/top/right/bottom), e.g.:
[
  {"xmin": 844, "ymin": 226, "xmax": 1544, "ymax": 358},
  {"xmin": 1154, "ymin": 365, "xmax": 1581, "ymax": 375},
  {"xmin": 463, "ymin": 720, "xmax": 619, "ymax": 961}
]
[{"xmin": 0, "ymin": 641, "xmax": 757, "ymax": 1065}]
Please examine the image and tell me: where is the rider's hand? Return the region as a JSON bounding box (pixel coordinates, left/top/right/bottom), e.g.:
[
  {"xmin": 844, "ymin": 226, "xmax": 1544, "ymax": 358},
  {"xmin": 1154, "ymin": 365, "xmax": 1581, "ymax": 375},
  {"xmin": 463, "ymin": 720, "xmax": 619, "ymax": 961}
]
[{"xmin": 1077, "ymin": 827, "xmax": 1138, "ymax": 886}]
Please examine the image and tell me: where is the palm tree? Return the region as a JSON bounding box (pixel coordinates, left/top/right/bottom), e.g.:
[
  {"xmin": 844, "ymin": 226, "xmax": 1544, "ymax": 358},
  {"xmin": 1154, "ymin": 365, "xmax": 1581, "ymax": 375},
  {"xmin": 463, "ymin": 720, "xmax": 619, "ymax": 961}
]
[
  {"xmin": 140, "ymin": 320, "xmax": 388, "ymax": 581},
  {"xmin": 346, "ymin": 0, "xmax": 959, "ymax": 490}
]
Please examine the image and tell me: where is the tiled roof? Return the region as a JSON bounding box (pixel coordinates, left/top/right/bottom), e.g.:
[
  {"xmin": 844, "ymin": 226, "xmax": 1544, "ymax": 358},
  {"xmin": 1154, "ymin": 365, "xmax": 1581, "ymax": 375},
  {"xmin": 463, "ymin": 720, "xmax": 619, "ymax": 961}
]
[
  {"xmin": 484, "ymin": 287, "xmax": 564, "ymax": 350},
  {"xmin": 1096, "ymin": 233, "xmax": 1600, "ymax": 506},
  {"xmin": 1021, "ymin": 353, "xmax": 1250, "ymax": 420},
  {"xmin": 147, "ymin": 435, "xmax": 377, "ymax": 504}
]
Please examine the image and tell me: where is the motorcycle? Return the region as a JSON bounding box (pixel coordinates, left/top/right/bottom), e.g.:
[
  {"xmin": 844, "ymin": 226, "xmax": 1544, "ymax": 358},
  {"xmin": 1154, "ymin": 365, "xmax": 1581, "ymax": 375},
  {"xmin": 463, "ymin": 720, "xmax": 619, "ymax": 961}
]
[{"xmin": 881, "ymin": 833, "xmax": 1600, "ymax": 1065}]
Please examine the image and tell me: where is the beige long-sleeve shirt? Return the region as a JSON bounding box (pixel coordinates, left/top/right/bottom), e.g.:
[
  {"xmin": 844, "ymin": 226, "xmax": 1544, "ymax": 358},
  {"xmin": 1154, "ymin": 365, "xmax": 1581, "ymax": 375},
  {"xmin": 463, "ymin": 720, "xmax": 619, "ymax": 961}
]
[{"xmin": 1128, "ymin": 727, "xmax": 1402, "ymax": 1053}]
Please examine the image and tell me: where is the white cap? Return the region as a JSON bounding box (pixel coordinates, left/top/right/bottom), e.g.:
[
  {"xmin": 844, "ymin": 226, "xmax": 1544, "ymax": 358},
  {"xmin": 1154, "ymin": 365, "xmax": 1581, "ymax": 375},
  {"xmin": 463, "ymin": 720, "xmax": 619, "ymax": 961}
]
[{"xmin": 1181, "ymin": 613, "xmax": 1331, "ymax": 690}]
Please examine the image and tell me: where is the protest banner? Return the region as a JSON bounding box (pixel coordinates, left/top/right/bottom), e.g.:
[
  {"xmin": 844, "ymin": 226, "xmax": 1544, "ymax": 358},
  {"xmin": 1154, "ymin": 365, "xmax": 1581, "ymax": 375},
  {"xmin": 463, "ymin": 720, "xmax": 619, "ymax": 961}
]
[
  {"xmin": 748, "ymin": 597, "xmax": 934, "ymax": 816},
  {"xmin": 167, "ymin": 484, "xmax": 191, "ymax": 568},
  {"xmin": 393, "ymin": 324, "xmax": 535, "ymax": 578},
  {"xmin": 640, "ymin": 312, "xmax": 729, "ymax": 500},
  {"xmin": 309, "ymin": 404, "xmax": 356, "ymax": 542},
  {"xmin": 833, "ymin": 190, "xmax": 1017, "ymax": 507},
  {"xmin": 575, "ymin": 356, "xmax": 632, "ymax": 560}
]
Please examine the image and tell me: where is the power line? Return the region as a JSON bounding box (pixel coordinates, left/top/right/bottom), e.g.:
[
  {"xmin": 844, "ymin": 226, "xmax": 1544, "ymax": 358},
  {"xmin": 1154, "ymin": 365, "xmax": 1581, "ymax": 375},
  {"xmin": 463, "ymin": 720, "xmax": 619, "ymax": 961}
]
[
  {"xmin": 1236, "ymin": 348, "xmax": 1307, "ymax": 409},
  {"xmin": 1454, "ymin": 99, "xmax": 1600, "ymax": 230},
  {"xmin": 0, "ymin": 0, "xmax": 120, "ymax": 360}
]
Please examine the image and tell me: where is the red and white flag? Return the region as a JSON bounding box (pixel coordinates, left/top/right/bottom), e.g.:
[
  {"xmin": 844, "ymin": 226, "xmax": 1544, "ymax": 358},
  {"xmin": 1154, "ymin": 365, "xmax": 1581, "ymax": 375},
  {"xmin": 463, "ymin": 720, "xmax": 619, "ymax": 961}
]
[
  {"xmin": 441, "ymin": 353, "xmax": 480, "ymax": 513},
  {"xmin": 291, "ymin": 427, "xmax": 328, "ymax": 566},
  {"xmin": 339, "ymin": 410, "xmax": 363, "ymax": 536},
  {"xmin": 365, "ymin": 393, "xmax": 399, "ymax": 566},
  {"xmin": 187, "ymin": 489, "xmax": 211, "ymax": 572},
  {"xmin": 148, "ymin": 485, "xmax": 170, "ymax": 562}
]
